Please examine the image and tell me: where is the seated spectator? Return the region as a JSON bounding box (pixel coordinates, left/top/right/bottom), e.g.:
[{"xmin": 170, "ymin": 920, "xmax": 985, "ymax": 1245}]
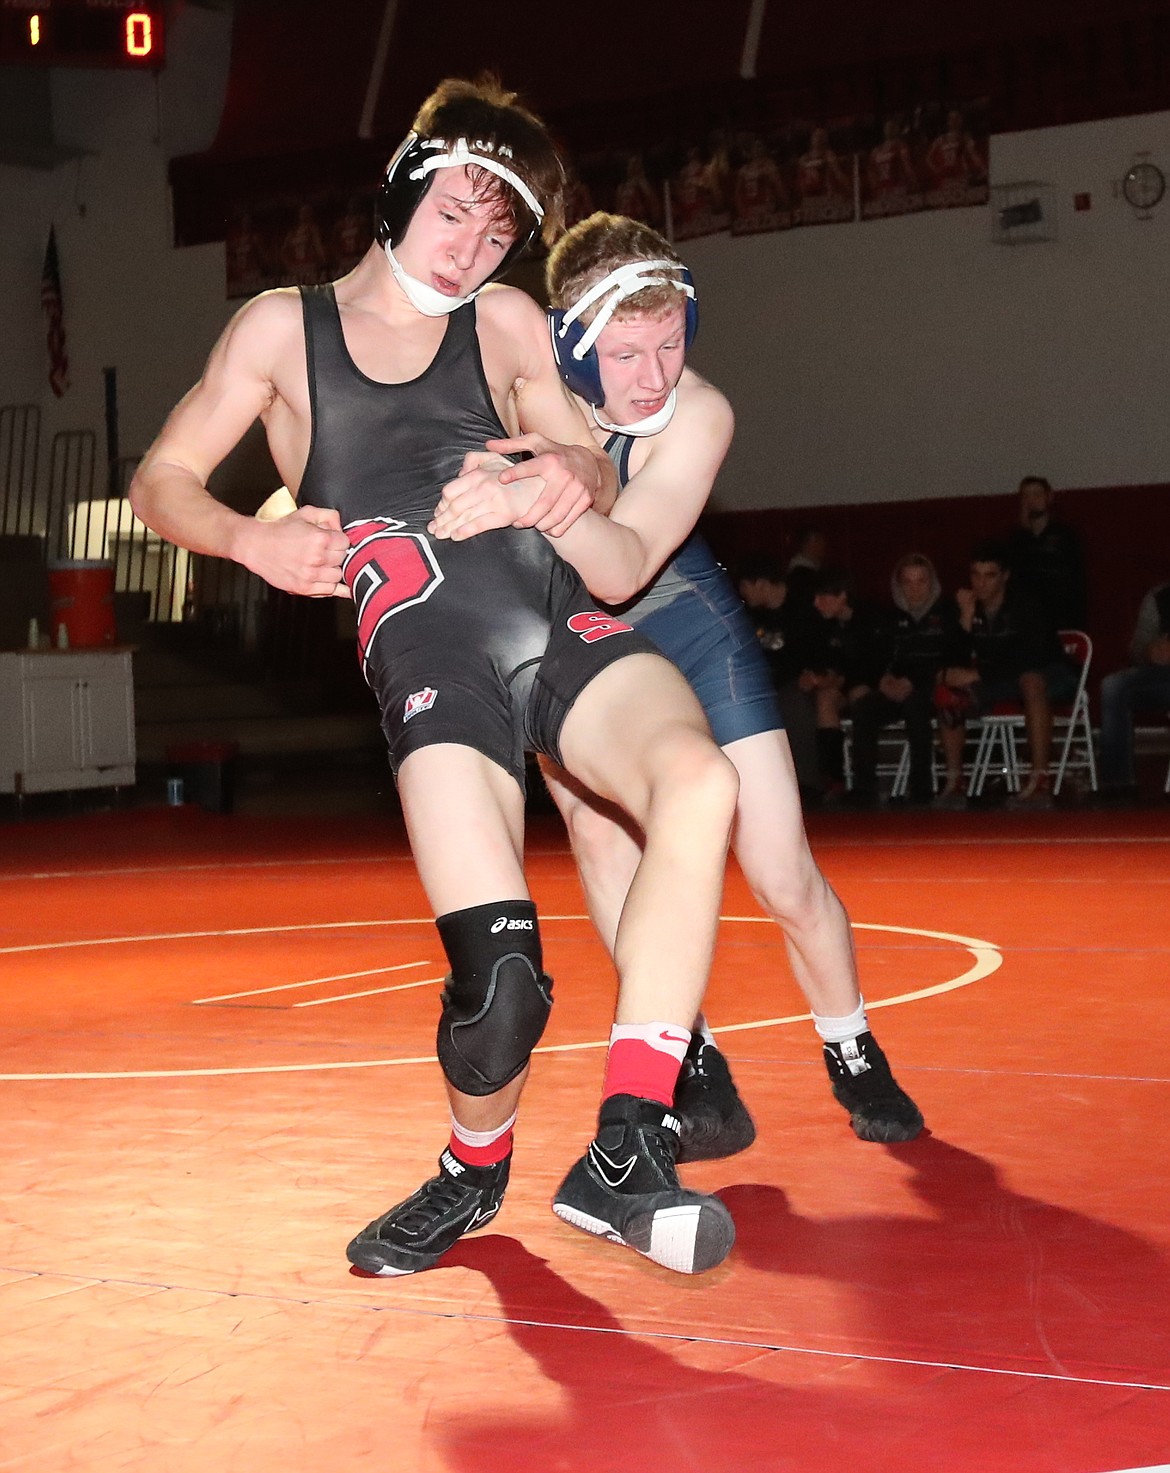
[
  {"xmin": 789, "ymin": 569, "xmax": 880, "ymax": 799},
  {"xmin": 849, "ymin": 553, "xmax": 957, "ymax": 806},
  {"xmin": 735, "ymin": 554, "xmax": 819, "ymax": 796},
  {"xmin": 784, "ymin": 525, "xmax": 828, "ymax": 613},
  {"xmin": 1099, "ymin": 578, "xmax": 1170, "ymax": 798},
  {"xmin": 935, "ymin": 539, "xmax": 1076, "ymax": 808},
  {"xmin": 1007, "ymin": 475, "xmax": 1087, "ymax": 632}
]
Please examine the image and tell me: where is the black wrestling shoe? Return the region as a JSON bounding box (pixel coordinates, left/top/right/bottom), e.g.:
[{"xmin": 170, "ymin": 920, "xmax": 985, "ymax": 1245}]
[
  {"xmin": 673, "ymin": 1033, "xmax": 757, "ymax": 1163},
  {"xmin": 346, "ymin": 1149, "xmax": 509, "ymax": 1276},
  {"xmin": 552, "ymin": 1094, "xmax": 735, "ymax": 1275},
  {"xmin": 823, "ymin": 1032, "xmax": 924, "ymax": 1143}
]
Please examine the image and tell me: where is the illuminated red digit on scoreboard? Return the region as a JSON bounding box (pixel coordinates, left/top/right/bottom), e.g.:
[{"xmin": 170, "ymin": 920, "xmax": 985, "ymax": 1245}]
[
  {"xmin": 125, "ymin": 13, "xmax": 153, "ymax": 58},
  {"xmin": 29, "ymin": 15, "xmax": 42, "ymax": 47}
]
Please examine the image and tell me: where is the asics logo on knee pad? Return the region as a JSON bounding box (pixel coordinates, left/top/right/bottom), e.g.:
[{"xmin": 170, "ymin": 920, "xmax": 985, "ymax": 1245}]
[{"xmin": 490, "ymin": 916, "xmax": 534, "ymax": 933}]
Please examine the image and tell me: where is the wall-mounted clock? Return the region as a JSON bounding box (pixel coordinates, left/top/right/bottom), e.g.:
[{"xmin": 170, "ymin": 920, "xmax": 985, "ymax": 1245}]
[{"xmin": 1122, "ymin": 160, "xmax": 1166, "ymax": 214}]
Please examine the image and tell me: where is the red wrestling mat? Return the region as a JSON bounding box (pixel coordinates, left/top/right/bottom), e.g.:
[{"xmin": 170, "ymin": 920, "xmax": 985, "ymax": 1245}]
[{"xmin": 1, "ymin": 802, "xmax": 1168, "ymax": 1472}]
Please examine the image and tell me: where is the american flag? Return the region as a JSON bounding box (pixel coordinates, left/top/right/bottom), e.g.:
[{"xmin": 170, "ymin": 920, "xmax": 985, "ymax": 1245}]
[{"xmin": 41, "ymin": 227, "xmax": 71, "ymax": 398}]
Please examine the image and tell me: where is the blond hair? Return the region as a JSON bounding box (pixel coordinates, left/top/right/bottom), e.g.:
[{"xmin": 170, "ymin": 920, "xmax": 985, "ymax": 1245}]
[{"xmin": 546, "ymin": 212, "xmax": 687, "ymax": 322}]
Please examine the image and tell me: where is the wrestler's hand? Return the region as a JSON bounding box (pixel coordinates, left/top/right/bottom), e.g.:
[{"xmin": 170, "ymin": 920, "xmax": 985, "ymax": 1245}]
[
  {"xmin": 238, "ymin": 504, "xmax": 351, "ymax": 599},
  {"xmin": 484, "ymin": 434, "xmax": 596, "ymax": 536},
  {"xmin": 430, "ymin": 452, "xmax": 545, "ymax": 540}
]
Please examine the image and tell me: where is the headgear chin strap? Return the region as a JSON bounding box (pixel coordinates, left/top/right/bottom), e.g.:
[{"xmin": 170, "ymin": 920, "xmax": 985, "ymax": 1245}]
[
  {"xmin": 376, "ymin": 132, "xmax": 545, "ymax": 313},
  {"xmin": 592, "ymin": 389, "xmax": 678, "ymax": 437},
  {"xmin": 384, "ymin": 244, "xmax": 471, "ymax": 317},
  {"xmin": 548, "ymin": 259, "xmax": 698, "ymax": 406}
]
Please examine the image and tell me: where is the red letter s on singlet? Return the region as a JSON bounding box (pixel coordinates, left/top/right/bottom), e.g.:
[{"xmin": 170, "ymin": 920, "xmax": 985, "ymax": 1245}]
[{"xmin": 566, "ymin": 611, "xmax": 635, "ymax": 644}]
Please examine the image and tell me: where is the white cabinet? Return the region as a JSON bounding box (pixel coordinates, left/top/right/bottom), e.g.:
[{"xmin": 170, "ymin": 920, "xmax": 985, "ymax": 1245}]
[{"xmin": 0, "ymin": 650, "xmax": 136, "ymax": 794}]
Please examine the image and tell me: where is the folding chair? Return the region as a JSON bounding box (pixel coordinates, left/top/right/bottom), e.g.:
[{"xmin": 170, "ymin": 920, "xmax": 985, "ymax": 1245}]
[
  {"xmin": 1051, "ymin": 630, "xmax": 1097, "ymax": 794},
  {"xmin": 966, "ymin": 702, "xmax": 1025, "ymax": 797},
  {"xmin": 967, "ymin": 629, "xmax": 1096, "ymax": 797},
  {"xmin": 843, "ymin": 720, "xmax": 938, "ymax": 797}
]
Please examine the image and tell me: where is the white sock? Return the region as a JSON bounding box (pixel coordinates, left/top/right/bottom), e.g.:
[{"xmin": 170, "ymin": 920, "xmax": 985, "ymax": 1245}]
[
  {"xmin": 608, "ymin": 1021, "xmax": 691, "ymax": 1064},
  {"xmin": 449, "ymin": 1109, "xmax": 517, "ymax": 1152},
  {"xmin": 812, "ymin": 998, "xmax": 868, "ymax": 1045}
]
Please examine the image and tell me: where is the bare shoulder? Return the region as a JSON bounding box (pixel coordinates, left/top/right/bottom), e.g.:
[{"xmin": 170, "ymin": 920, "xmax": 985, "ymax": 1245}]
[
  {"xmin": 476, "ymin": 282, "xmax": 546, "ymax": 332},
  {"xmin": 477, "ymin": 282, "xmax": 546, "ymax": 348},
  {"xmin": 675, "ymin": 365, "xmax": 734, "ymax": 432},
  {"xmin": 220, "ymin": 288, "xmax": 303, "ymax": 361},
  {"xmin": 476, "ymin": 283, "xmax": 551, "ymax": 386}
]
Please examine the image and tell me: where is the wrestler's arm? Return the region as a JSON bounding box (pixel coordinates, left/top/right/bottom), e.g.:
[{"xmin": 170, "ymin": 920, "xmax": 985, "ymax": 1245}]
[
  {"xmin": 433, "ymin": 289, "xmax": 617, "ymax": 536},
  {"xmin": 129, "ymin": 293, "xmax": 349, "ymax": 597},
  {"xmin": 434, "ymin": 374, "xmax": 733, "ymax": 605},
  {"xmin": 504, "ymin": 297, "xmax": 620, "ymax": 522},
  {"xmin": 548, "ymin": 383, "xmax": 734, "ymax": 604}
]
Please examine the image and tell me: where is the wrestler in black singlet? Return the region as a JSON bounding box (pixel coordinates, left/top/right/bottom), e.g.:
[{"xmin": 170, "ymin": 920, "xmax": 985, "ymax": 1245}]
[{"xmin": 296, "ymin": 285, "xmax": 658, "ymax": 783}]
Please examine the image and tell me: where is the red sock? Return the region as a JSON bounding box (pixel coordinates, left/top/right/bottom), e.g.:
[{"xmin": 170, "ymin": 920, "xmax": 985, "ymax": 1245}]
[{"xmin": 602, "ymin": 1022, "xmax": 690, "ymax": 1107}]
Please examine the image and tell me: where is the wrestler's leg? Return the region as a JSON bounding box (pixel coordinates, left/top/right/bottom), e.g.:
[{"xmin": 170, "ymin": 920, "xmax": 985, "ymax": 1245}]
[
  {"xmin": 347, "ymin": 744, "xmax": 546, "ymax": 1275},
  {"xmin": 550, "ymin": 653, "xmax": 739, "ymax": 1274},
  {"xmin": 397, "ymin": 743, "xmax": 534, "ymax": 1130},
  {"xmin": 538, "ymin": 756, "xmax": 639, "ymax": 958},
  {"xmin": 727, "ymin": 728, "xmax": 856, "ymax": 1014},
  {"xmin": 556, "ymin": 652, "xmax": 738, "ymax": 1031},
  {"xmin": 725, "ymin": 728, "xmax": 923, "ymax": 1143}
]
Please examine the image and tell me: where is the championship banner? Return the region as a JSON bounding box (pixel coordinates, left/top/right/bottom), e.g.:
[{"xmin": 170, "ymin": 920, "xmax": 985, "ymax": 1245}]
[
  {"xmin": 667, "ymin": 133, "xmax": 733, "ymax": 242},
  {"xmin": 219, "ymin": 94, "xmax": 988, "ymax": 299},
  {"xmin": 787, "ymin": 121, "xmax": 857, "ymax": 228},
  {"xmin": 226, "ymin": 192, "xmax": 375, "ymax": 300},
  {"xmin": 917, "ymin": 99, "xmax": 990, "ymax": 213},
  {"xmin": 569, "ymin": 150, "xmax": 667, "ymax": 232},
  {"xmin": 730, "ymin": 132, "xmax": 795, "ymax": 236},
  {"xmin": 855, "ymin": 100, "xmax": 989, "ymax": 222},
  {"xmin": 857, "ymin": 113, "xmax": 926, "ymax": 220}
]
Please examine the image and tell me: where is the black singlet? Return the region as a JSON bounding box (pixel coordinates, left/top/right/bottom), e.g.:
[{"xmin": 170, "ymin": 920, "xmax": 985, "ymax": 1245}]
[
  {"xmin": 298, "ymin": 285, "xmax": 507, "ymax": 529},
  {"xmin": 293, "ymin": 286, "xmax": 658, "ymax": 784}
]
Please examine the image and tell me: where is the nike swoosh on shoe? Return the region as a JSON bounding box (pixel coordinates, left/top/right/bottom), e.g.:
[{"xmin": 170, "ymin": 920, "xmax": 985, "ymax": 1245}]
[{"xmin": 588, "ymin": 1143, "xmax": 638, "ymax": 1188}]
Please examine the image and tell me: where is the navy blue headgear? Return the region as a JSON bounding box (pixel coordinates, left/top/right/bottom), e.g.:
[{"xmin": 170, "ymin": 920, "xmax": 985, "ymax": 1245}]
[
  {"xmin": 376, "ymin": 132, "xmax": 544, "ymax": 285},
  {"xmin": 548, "ymin": 259, "xmax": 698, "ymax": 406}
]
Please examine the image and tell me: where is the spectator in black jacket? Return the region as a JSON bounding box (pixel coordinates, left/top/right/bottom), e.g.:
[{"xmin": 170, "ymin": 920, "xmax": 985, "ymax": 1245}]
[
  {"xmin": 935, "ymin": 539, "xmax": 1076, "ymax": 807},
  {"xmin": 736, "ymin": 554, "xmax": 820, "ymax": 795},
  {"xmin": 1006, "ymin": 476, "xmax": 1087, "ymax": 632},
  {"xmin": 789, "ymin": 569, "xmax": 881, "ymax": 797},
  {"xmin": 849, "ymin": 553, "xmax": 957, "ymax": 806}
]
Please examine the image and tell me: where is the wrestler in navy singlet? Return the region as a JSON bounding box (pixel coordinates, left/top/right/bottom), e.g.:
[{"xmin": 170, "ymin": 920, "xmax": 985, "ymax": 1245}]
[
  {"xmin": 602, "ymin": 432, "xmax": 783, "ymax": 747},
  {"xmin": 296, "ymin": 286, "xmax": 658, "ymax": 782}
]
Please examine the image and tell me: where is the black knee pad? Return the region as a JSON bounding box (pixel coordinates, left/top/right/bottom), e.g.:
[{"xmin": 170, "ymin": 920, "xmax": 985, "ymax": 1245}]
[{"xmin": 435, "ymin": 900, "xmax": 553, "ymax": 1096}]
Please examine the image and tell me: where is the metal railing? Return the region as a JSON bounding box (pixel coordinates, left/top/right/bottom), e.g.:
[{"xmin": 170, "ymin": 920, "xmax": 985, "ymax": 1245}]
[
  {"xmin": 0, "ymin": 404, "xmax": 41, "ymax": 538},
  {"xmin": 0, "ymin": 403, "xmax": 329, "ymax": 681}
]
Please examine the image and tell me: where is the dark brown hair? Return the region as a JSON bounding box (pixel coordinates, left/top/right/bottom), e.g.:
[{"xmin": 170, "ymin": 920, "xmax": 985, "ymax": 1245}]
[{"xmin": 412, "ymin": 75, "xmax": 566, "ymax": 244}]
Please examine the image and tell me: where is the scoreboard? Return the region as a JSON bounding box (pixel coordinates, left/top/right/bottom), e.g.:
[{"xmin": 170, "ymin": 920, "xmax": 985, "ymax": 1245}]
[{"xmin": 0, "ymin": 0, "xmax": 165, "ymax": 69}]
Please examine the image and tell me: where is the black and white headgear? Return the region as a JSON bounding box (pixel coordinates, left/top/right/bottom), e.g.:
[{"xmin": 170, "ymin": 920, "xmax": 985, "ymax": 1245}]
[
  {"xmin": 548, "ymin": 259, "xmax": 697, "ymax": 407},
  {"xmin": 376, "ymin": 132, "xmax": 544, "ymax": 314}
]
